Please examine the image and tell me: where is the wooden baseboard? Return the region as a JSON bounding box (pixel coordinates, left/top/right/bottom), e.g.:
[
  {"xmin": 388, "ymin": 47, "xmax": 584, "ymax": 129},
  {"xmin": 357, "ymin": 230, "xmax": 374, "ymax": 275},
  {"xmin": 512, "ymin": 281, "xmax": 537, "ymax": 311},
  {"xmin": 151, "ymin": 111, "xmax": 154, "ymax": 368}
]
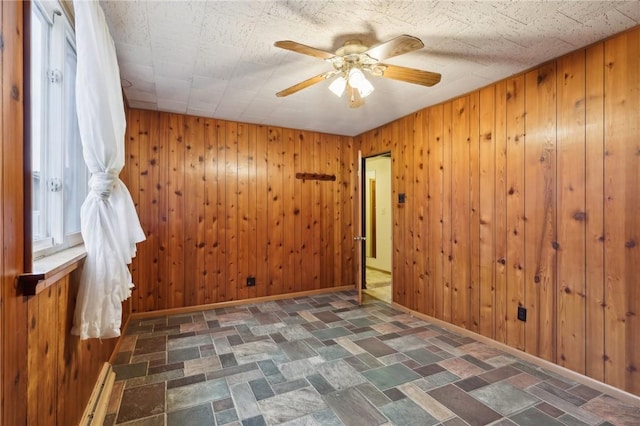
[
  {"xmin": 391, "ymin": 302, "xmax": 640, "ymax": 408},
  {"xmin": 80, "ymin": 362, "xmax": 115, "ymax": 426},
  {"xmin": 130, "ymin": 285, "xmax": 355, "ymax": 320},
  {"xmin": 365, "ymin": 265, "xmax": 391, "ymax": 274}
]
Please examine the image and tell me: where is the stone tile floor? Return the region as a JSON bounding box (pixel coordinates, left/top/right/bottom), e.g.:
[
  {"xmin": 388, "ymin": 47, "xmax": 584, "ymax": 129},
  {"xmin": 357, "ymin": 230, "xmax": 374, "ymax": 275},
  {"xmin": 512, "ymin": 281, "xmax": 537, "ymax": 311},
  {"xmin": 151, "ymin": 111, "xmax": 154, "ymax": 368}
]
[{"xmin": 105, "ymin": 291, "xmax": 640, "ymax": 426}]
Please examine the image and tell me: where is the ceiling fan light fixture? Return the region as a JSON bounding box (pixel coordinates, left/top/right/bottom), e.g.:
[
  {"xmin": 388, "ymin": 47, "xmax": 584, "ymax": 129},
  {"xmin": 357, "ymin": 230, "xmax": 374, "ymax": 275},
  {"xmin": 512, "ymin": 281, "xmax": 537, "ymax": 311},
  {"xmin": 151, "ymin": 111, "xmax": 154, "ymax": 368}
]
[
  {"xmin": 357, "ymin": 77, "xmax": 375, "ymax": 98},
  {"xmin": 347, "ymin": 67, "xmax": 374, "ymax": 98},
  {"xmin": 328, "ymin": 76, "xmax": 347, "ymax": 97}
]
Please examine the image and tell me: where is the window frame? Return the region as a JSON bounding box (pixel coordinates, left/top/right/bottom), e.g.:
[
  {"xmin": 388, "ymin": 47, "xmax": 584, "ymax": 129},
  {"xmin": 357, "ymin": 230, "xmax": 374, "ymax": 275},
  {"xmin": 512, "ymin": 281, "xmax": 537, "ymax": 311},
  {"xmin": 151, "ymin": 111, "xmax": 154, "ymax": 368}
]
[{"xmin": 28, "ymin": 0, "xmax": 87, "ymax": 262}]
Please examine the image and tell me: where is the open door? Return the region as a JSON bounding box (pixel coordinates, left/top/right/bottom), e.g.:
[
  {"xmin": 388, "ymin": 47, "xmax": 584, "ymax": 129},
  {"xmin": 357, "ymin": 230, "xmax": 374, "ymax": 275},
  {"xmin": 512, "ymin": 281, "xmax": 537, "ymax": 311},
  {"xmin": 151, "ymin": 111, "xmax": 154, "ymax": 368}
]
[{"xmin": 355, "ymin": 150, "xmax": 365, "ymax": 304}]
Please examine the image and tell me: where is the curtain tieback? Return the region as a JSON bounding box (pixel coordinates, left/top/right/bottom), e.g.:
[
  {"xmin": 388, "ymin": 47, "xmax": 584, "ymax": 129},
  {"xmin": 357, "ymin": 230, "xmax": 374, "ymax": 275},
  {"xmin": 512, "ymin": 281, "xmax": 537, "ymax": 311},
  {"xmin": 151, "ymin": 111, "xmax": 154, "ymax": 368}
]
[{"xmin": 89, "ymin": 171, "xmax": 119, "ymax": 200}]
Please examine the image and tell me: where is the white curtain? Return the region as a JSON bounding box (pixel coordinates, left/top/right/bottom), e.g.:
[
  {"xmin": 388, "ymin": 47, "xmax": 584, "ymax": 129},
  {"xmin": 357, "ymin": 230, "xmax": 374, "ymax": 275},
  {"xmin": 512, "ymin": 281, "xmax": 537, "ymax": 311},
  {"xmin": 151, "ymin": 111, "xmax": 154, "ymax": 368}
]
[{"xmin": 71, "ymin": 0, "xmax": 145, "ymax": 340}]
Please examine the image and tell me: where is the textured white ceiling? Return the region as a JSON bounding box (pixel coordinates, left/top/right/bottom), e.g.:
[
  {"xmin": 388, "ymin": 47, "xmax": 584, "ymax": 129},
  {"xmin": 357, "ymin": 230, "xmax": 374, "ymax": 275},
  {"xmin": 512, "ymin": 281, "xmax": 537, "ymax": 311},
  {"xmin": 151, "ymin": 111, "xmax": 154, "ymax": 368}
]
[{"xmin": 101, "ymin": 1, "xmax": 640, "ymax": 136}]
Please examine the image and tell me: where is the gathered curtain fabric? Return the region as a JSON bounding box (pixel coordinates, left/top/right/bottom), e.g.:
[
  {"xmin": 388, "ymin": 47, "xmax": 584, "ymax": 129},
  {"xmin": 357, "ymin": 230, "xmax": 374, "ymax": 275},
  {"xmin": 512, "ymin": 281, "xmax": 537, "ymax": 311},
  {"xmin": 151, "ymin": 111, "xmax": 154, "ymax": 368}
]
[{"xmin": 71, "ymin": 0, "xmax": 145, "ymax": 340}]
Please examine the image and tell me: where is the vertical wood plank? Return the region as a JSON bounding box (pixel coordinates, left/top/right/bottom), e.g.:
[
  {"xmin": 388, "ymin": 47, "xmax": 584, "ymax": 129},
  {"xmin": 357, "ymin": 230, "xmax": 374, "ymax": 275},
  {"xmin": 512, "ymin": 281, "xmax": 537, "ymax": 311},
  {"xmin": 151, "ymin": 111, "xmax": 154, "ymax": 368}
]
[
  {"xmin": 282, "ymin": 129, "xmax": 296, "ymax": 293},
  {"xmin": 524, "ymin": 64, "xmax": 557, "ymax": 362},
  {"xmin": 603, "ymin": 28, "xmax": 640, "ymax": 394},
  {"xmin": 156, "ymin": 112, "xmax": 169, "ymax": 309},
  {"xmin": 469, "ymin": 92, "xmax": 481, "ymax": 333},
  {"xmin": 215, "ymin": 120, "xmax": 227, "ymax": 300},
  {"xmin": 255, "ymin": 125, "xmax": 269, "ymax": 297},
  {"xmin": 299, "ymin": 131, "xmax": 314, "ymax": 291},
  {"xmin": 505, "ymin": 76, "xmax": 526, "ymax": 351},
  {"xmin": 294, "ymin": 130, "xmax": 304, "ymax": 293},
  {"xmin": 247, "ymin": 124, "xmax": 258, "ymax": 299},
  {"xmin": 428, "ymin": 105, "xmax": 444, "ymax": 318},
  {"xmin": 413, "ymin": 111, "xmax": 428, "ymax": 314},
  {"xmin": 203, "ymin": 118, "xmax": 219, "ymax": 303},
  {"xmin": 167, "ymin": 113, "xmax": 185, "ymax": 307},
  {"xmin": 451, "ymin": 96, "xmax": 471, "ymax": 328},
  {"xmin": 557, "ymin": 51, "xmax": 587, "ymax": 372},
  {"xmin": 312, "ymin": 132, "xmax": 322, "ymax": 290},
  {"xmin": 184, "ymin": 116, "xmax": 206, "ymax": 306},
  {"xmin": 237, "ymin": 122, "xmax": 250, "ymax": 301},
  {"xmin": 494, "ymin": 81, "xmax": 508, "ymax": 344},
  {"xmin": 479, "ymin": 85, "xmax": 496, "ymax": 338},
  {"xmin": 333, "ymin": 136, "xmax": 344, "ymax": 287},
  {"xmin": 225, "ymin": 121, "xmax": 239, "ymax": 301},
  {"xmin": 392, "ymin": 120, "xmax": 405, "ymax": 304},
  {"xmin": 342, "ymin": 135, "xmax": 356, "ymax": 289},
  {"xmin": 267, "ymin": 127, "xmax": 284, "ymax": 295},
  {"xmin": 137, "ymin": 110, "xmax": 152, "ymax": 310},
  {"xmin": 585, "ymin": 43, "xmax": 605, "ymax": 382},
  {"xmin": 402, "ymin": 117, "xmax": 414, "ymax": 308},
  {"xmin": 442, "ymin": 101, "xmax": 453, "ymax": 322}
]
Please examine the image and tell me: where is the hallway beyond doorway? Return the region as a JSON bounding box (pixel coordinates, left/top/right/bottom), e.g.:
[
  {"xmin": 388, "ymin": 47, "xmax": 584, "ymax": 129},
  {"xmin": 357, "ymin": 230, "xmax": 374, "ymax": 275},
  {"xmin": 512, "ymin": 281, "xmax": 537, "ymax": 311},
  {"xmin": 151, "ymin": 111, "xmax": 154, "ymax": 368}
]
[{"xmin": 364, "ymin": 267, "xmax": 391, "ymax": 304}]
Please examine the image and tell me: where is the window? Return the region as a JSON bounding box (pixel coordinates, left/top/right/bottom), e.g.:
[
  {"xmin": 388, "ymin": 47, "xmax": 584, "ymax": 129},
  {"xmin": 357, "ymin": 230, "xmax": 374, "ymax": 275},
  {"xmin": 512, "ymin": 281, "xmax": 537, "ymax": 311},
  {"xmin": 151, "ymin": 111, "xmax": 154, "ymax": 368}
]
[{"xmin": 31, "ymin": 0, "xmax": 88, "ymax": 258}]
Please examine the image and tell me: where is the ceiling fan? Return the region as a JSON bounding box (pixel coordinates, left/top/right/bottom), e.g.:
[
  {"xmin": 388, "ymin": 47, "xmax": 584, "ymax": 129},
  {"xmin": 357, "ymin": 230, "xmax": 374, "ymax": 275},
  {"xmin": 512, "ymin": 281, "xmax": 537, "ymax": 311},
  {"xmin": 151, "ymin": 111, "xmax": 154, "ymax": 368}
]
[{"xmin": 274, "ymin": 35, "xmax": 441, "ymax": 108}]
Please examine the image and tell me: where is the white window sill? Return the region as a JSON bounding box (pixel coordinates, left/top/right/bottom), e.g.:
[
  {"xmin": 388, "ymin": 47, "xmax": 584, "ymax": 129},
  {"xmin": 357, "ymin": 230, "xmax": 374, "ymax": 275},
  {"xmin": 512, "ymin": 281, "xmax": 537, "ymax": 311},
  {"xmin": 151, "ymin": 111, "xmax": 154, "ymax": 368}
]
[{"xmin": 19, "ymin": 244, "xmax": 87, "ymax": 295}]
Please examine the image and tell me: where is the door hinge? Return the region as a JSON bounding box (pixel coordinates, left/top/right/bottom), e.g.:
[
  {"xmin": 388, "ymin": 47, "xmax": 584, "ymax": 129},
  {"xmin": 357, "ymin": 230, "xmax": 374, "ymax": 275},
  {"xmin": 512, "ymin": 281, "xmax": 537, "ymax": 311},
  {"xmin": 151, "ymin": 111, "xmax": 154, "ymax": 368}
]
[{"xmin": 48, "ymin": 69, "xmax": 62, "ymax": 84}]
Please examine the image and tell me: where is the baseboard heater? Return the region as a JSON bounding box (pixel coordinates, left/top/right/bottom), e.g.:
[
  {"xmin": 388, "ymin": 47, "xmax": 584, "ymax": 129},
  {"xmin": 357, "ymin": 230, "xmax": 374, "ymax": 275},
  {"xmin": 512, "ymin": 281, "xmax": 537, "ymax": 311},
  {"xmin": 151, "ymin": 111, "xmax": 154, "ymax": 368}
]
[{"xmin": 80, "ymin": 362, "xmax": 116, "ymax": 425}]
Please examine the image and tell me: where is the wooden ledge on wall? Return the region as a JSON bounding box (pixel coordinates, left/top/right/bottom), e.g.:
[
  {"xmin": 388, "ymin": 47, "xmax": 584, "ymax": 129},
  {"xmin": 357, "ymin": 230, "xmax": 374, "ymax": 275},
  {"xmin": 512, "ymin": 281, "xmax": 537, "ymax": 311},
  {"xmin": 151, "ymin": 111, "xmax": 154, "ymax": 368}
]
[
  {"xmin": 18, "ymin": 245, "xmax": 86, "ymax": 295},
  {"xmin": 295, "ymin": 172, "xmax": 336, "ymax": 182}
]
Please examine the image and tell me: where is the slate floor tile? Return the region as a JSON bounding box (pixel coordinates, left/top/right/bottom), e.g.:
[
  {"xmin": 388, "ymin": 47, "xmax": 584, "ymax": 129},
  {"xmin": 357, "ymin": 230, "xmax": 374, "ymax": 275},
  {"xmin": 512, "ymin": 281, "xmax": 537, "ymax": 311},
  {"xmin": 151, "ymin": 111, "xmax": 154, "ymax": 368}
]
[
  {"xmin": 167, "ymin": 403, "xmax": 214, "ymax": 426},
  {"xmin": 134, "ymin": 336, "xmax": 166, "ymax": 355},
  {"xmin": 279, "ymin": 340, "xmax": 317, "ymax": 361},
  {"xmin": 314, "ymin": 343, "xmax": 351, "ymax": 361},
  {"xmin": 355, "ymin": 382, "xmax": 392, "ymax": 407},
  {"xmin": 306, "ymin": 373, "xmax": 335, "ymax": 395},
  {"xmin": 315, "ymin": 359, "xmax": 366, "ymax": 390},
  {"xmin": 109, "ymin": 291, "xmax": 639, "ymax": 426},
  {"xmin": 168, "ymin": 346, "xmax": 201, "ymax": 363},
  {"xmin": 242, "ymin": 414, "xmax": 267, "ymax": 426},
  {"xmin": 113, "ymin": 362, "xmax": 148, "ymax": 381},
  {"xmin": 311, "ymin": 326, "xmax": 352, "ymax": 341},
  {"xmin": 212, "ymin": 397, "xmax": 234, "ymax": 413},
  {"xmin": 362, "ymin": 363, "xmax": 421, "ymax": 390},
  {"xmin": 429, "ymin": 384, "xmax": 501, "ymax": 426},
  {"xmin": 323, "ymin": 387, "xmax": 387, "ymax": 426},
  {"xmin": 470, "ymin": 382, "xmax": 539, "ymax": 416},
  {"xmin": 166, "ymin": 378, "xmax": 230, "ymax": 411},
  {"xmin": 353, "ymin": 337, "xmax": 397, "ymax": 357},
  {"xmin": 455, "ymin": 375, "xmax": 489, "ymax": 392},
  {"xmin": 383, "ymin": 387, "xmax": 406, "ymax": 401},
  {"xmin": 581, "ymin": 394, "xmax": 640, "ymax": 426},
  {"xmin": 510, "ymin": 407, "xmax": 564, "ymax": 426},
  {"xmin": 249, "ymin": 377, "xmax": 275, "ymax": 401},
  {"xmin": 404, "ymin": 348, "xmax": 443, "ymax": 365},
  {"xmin": 231, "ymin": 382, "xmax": 260, "ymax": 420},
  {"xmin": 117, "ymin": 382, "xmax": 165, "ymax": 423},
  {"xmin": 258, "ymin": 387, "xmax": 327, "ymax": 424},
  {"xmin": 216, "ymin": 408, "xmax": 239, "ymax": 425},
  {"xmin": 312, "ymin": 409, "xmax": 343, "ymax": 426},
  {"xmin": 380, "ymin": 397, "xmax": 439, "ymax": 426}
]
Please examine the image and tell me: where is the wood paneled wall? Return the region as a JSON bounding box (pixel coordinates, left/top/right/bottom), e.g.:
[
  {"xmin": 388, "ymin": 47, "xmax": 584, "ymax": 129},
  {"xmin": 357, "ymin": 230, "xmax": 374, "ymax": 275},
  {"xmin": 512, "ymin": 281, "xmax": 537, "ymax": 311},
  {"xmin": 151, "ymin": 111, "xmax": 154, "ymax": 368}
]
[
  {"xmin": 123, "ymin": 112, "xmax": 357, "ymax": 313},
  {"xmin": 26, "ymin": 267, "xmax": 120, "ymax": 426},
  {"xmin": 356, "ymin": 26, "xmax": 639, "ymax": 396},
  {"xmin": 1, "ymin": 2, "xmax": 122, "ymax": 424}
]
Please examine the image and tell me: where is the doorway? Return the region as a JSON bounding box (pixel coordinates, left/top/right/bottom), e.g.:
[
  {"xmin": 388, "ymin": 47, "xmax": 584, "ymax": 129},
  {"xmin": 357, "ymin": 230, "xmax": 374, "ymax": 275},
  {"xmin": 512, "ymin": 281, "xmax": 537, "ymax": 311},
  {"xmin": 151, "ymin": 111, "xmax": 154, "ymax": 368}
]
[{"xmin": 362, "ymin": 153, "xmax": 392, "ymax": 303}]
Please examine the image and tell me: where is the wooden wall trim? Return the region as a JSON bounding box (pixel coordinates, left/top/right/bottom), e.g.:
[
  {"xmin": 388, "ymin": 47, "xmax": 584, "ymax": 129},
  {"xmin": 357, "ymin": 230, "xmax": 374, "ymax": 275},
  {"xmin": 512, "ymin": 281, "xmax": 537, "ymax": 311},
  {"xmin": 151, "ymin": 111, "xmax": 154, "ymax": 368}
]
[{"xmin": 2, "ymin": 1, "xmax": 28, "ymax": 424}]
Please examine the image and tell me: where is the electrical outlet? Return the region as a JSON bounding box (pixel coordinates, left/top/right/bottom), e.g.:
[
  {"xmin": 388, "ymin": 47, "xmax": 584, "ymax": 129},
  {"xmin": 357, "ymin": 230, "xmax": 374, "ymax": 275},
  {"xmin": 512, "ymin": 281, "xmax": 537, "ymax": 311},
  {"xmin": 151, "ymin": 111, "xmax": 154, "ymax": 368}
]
[
  {"xmin": 246, "ymin": 276, "xmax": 256, "ymax": 287},
  {"xmin": 517, "ymin": 306, "xmax": 527, "ymax": 322}
]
